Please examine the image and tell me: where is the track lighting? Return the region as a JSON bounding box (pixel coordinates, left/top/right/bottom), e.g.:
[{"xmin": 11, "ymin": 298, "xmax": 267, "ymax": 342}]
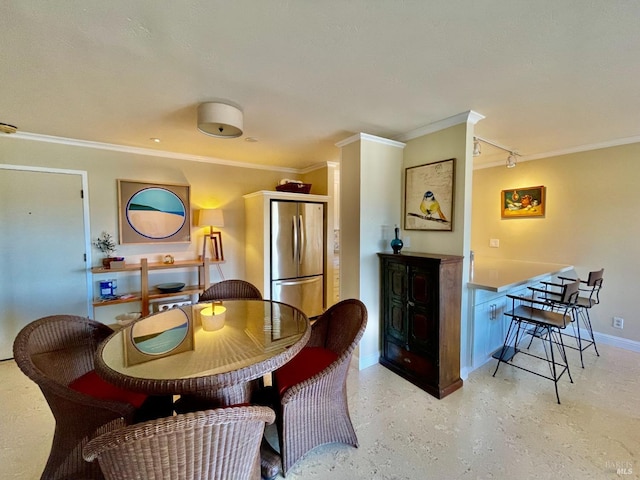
[
  {"xmin": 473, "ymin": 136, "xmax": 520, "ymax": 168},
  {"xmin": 473, "ymin": 138, "xmax": 481, "ymax": 156}
]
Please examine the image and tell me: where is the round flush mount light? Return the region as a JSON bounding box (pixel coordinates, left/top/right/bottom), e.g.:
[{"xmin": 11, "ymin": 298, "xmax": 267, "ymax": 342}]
[
  {"xmin": 0, "ymin": 123, "xmax": 18, "ymax": 134},
  {"xmin": 197, "ymin": 102, "xmax": 243, "ymax": 139}
]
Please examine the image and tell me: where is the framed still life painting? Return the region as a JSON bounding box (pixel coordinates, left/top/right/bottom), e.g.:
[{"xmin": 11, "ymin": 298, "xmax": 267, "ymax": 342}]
[
  {"xmin": 501, "ymin": 185, "xmax": 545, "ymax": 218},
  {"xmin": 404, "ymin": 158, "xmax": 455, "ymax": 231},
  {"xmin": 118, "ymin": 180, "xmax": 191, "ymax": 244}
]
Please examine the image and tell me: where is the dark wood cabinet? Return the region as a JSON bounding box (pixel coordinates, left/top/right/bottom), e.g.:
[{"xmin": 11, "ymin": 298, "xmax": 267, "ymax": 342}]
[{"xmin": 378, "ymin": 252, "xmax": 463, "ymax": 399}]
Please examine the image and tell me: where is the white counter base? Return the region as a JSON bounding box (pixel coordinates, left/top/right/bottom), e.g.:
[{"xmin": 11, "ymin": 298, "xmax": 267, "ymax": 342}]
[{"xmin": 467, "ymin": 257, "xmax": 573, "ymax": 372}]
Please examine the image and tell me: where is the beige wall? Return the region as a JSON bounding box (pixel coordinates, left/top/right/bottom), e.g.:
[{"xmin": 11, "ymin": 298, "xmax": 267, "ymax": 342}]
[
  {"xmin": 401, "ymin": 121, "xmax": 477, "ymax": 372},
  {"xmin": 402, "ymin": 123, "xmax": 472, "ymax": 257},
  {"xmin": 339, "ymin": 136, "xmax": 404, "ymax": 368},
  {"xmin": 471, "ymin": 143, "xmax": 640, "ymax": 342},
  {"xmin": 0, "ymin": 136, "xmax": 293, "ymax": 321}
]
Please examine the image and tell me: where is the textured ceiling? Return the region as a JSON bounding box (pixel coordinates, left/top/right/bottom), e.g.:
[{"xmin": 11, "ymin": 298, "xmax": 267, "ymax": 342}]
[{"xmin": 1, "ymin": 1, "xmax": 639, "ymax": 170}]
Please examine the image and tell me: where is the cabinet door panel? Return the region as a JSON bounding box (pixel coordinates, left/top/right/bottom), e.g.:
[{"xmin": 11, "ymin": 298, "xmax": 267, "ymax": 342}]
[
  {"xmin": 389, "ymin": 262, "xmax": 406, "ymax": 299},
  {"xmin": 385, "ymin": 300, "xmax": 406, "ymax": 343},
  {"xmin": 409, "ymin": 266, "xmax": 436, "ymax": 306},
  {"xmin": 472, "ymin": 297, "xmax": 508, "ymax": 369},
  {"xmin": 408, "ymin": 265, "xmax": 438, "ymax": 355},
  {"xmin": 409, "ymin": 307, "xmax": 438, "ymax": 356},
  {"xmin": 383, "ymin": 260, "xmax": 407, "ymax": 343}
]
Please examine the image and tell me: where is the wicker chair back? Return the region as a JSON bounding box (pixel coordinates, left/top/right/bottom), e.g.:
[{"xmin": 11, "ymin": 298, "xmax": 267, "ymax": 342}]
[
  {"xmin": 83, "ymin": 406, "xmax": 275, "ymax": 480},
  {"xmin": 13, "ymin": 315, "xmax": 136, "ymax": 480}
]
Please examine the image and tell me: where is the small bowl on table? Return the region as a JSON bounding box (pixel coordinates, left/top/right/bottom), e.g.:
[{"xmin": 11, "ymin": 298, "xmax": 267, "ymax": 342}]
[{"xmin": 115, "ymin": 312, "xmax": 141, "ymax": 326}]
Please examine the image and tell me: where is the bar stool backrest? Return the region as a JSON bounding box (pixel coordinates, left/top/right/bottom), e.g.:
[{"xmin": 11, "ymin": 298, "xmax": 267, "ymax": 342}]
[
  {"xmin": 560, "ymin": 280, "xmax": 580, "ymax": 307},
  {"xmin": 585, "ymin": 268, "xmax": 604, "ymax": 305}
]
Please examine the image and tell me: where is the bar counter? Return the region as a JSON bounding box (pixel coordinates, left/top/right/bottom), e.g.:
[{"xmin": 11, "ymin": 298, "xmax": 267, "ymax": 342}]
[{"xmin": 468, "ymin": 256, "xmax": 573, "ymax": 292}]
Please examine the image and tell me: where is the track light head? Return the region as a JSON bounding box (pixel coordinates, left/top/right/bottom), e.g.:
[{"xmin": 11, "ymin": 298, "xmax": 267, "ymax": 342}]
[{"xmin": 473, "ymin": 138, "xmax": 481, "ymax": 156}]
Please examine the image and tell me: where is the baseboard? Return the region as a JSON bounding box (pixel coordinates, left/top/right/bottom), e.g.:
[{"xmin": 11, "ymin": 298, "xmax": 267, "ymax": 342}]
[
  {"xmin": 462, "ymin": 332, "xmax": 640, "ymax": 378},
  {"xmin": 370, "ymin": 333, "xmax": 639, "ymax": 379},
  {"xmin": 358, "ymin": 352, "xmax": 380, "ymax": 370},
  {"xmin": 593, "ymin": 331, "xmax": 640, "ymax": 353}
]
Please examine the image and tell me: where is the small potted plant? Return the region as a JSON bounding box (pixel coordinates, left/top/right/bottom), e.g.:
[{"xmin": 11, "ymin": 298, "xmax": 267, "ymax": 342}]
[{"xmin": 93, "ymin": 231, "xmax": 118, "ymax": 268}]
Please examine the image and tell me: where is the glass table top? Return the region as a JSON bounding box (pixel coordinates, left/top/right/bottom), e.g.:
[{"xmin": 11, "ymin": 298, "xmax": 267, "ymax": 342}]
[{"xmin": 99, "ymin": 299, "xmax": 309, "ymax": 381}]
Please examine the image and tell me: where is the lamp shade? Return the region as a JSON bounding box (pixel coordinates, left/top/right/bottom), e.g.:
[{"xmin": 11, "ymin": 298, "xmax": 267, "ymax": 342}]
[
  {"xmin": 197, "ymin": 102, "xmax": 243, "ymax": 138},
  {"xmin": 198, "ymin": 209, "xmax": 224, "ymax": 227}
]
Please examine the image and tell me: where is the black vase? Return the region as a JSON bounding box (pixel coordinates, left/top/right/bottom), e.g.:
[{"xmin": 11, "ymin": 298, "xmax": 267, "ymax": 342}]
[{"xmin": 390, "ymin": 227, "xmax": 403, "ymax": 254}]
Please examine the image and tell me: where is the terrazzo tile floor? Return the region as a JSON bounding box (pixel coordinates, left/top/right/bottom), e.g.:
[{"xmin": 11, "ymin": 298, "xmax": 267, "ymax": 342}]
[{"xmin": 2, "ymin": 342, "xmax": 638, "ymax": 479}]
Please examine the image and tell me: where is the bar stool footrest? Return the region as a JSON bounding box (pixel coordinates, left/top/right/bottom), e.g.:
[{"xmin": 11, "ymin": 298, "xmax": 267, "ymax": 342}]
[{"xmin": 492, "ymin": 345, "xmax": 519, "ymax": 362}]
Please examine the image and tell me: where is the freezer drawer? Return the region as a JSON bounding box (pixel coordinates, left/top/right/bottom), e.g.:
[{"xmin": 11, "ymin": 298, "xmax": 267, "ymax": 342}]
[{"xmin": 272, "ymin": 276, "xmax": 324, "ymax": 318}]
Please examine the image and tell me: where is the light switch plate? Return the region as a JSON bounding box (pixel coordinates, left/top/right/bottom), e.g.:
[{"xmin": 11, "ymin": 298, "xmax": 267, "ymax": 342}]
[{"xmin": 489, "ymin": 238, "xmax": 500, "ymax": 248}]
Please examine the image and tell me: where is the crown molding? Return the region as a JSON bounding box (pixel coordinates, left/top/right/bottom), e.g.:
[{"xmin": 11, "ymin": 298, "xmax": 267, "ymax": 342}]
[
  {"xmin": 8, "ymin": 131, "xmax": 300, "ymax": 173},
  {"xmin": 394, "ymin": 110, "xmax": 485, "ymax": 142},
  {"xmin": 298, "ymin": 160, "xmax": 340, "ymax": 174},
  {"xmin": 474, "ymin": 134, "xmax": 640, "ymax": 169},
  {"xmin": 335, "ymin": 132, "xmax": 406, "ymax": 149},
  {"xmin": 521, "ymin": 135, "xmax": 640, "ymax": 162}
]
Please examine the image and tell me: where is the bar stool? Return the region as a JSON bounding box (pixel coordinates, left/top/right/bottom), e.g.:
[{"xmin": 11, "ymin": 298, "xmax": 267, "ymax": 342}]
[
  {"xmin": 532, "ymin": 269, "xmax": 603, "ymax": 368},
  {"xmin": 493, "ymin": 280, "xmax": 580, "ymax": 404},
  {"xmin": 557, "ymin": 269, "xmax": 603, "ymax": 367}
]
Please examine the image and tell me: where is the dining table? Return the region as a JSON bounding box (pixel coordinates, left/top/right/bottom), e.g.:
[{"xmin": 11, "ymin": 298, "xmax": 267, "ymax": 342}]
[{"xmin": 94, "ymin": 299, "xmax": 310, "ymax": 407}]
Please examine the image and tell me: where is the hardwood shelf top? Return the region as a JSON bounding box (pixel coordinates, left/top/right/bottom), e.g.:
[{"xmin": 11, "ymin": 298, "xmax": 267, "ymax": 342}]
[{"xmin": 91, "ymin": 258, "xmax": 223, "ymax": 274}]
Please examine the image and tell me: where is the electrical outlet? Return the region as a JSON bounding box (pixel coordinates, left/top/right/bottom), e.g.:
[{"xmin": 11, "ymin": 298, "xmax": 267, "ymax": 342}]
[
  {"xmin": 489, "ymin": 238, "xmax": 500, "ymax": 248},
  {"xmin": 613, "ymin": 316, "xmax": 624, "ymax": 329}
]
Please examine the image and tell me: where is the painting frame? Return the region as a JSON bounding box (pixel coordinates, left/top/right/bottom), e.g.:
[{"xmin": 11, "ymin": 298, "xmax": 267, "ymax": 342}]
[
  {"xmin": 501, "ymin": 185, "xmax": 546, "ymax": 218},
  {"xmin": 118, "ymin": 179, "xmax": 191, "ymax": 244},
  {"xmin": 404, "ymin": 158, "xmax": 455, "ymax": 231},
  {"xmin": 208, "ymin": 231, "xmax": 224, "ymax": 261}
]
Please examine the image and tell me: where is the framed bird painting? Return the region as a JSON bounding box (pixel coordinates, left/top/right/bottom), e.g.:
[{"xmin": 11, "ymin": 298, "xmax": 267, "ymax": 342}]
[{"xmin": 404, "ymin": 158, "xmax": 455, "ymax": 231}]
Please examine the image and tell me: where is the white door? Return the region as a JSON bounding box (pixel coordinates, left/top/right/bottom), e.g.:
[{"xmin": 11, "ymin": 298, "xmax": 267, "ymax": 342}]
[{"xmin": 0, "ymin": 168, "xmax": 88, "ymax": 360}]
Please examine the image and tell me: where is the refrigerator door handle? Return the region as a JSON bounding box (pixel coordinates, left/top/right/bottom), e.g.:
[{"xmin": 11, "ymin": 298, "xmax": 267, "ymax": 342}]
[
  {"xmin": 298, "ymin": 214, "xmax": 304, "ymax": 265},
  {"xmin": 292, "ymin": 215, "xmax": 298, "ymax": 264},
  {"xmin": 275, "ymin": 277, "xmax": 319, "ymax": 286}
]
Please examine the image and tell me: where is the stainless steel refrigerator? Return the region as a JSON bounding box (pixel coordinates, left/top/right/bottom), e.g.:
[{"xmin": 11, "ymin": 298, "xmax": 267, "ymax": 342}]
[{"xmin": 271, "ymin": 200, "xmax": 325, "ymax": 317}]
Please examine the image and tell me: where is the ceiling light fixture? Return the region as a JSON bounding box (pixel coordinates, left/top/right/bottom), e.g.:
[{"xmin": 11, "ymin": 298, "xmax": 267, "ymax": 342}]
[
  {"xmin": 474, "ymin": 136, "xmax": 520, "ymax": 168},
  {"xmin": 197, "ymin": 102, "xmax": 243, "ymax": 139},
  {"xmin": 0, "ymin": 123, "xmax": 18, "ymax": 134}
]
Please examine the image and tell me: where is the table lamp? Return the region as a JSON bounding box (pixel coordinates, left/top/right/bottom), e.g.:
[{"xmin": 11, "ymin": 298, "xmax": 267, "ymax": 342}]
[{"xmin": 198, "ymin": 209, "xmax": 224, "ymax": 261}]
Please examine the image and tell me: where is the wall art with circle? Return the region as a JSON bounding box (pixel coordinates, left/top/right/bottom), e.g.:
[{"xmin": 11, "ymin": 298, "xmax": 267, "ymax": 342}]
[{"xmin": 118, "ymin": 180, "xmax": 191, "ymax": 244}]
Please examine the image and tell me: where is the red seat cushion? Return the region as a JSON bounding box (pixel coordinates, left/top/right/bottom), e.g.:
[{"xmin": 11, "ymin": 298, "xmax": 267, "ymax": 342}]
[
  {"xmin": 274, "ymin": 347, "xmax": 338, "ymax": 396},
  {"xmin": 69, "ymin": 370, "xmax": 147, "ymax": 408}
]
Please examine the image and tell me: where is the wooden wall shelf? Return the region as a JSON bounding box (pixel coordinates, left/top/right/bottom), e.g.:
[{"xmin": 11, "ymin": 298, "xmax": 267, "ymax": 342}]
[{"xmin": 91, "ymin": 258, "xmax": 210, "ymax": 316}]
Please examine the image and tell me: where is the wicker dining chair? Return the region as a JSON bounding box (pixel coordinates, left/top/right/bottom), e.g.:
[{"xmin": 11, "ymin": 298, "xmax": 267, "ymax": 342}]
[
  {"xmin": 83, "ymin": 406, "xmax": 276, "ymax": 480},
  {"xmin": 271, "ymin": 298, "xmax": 368, "ymax": 475},
  {"xmin": 199, "ymin": 279, "xmax": 262, "ymax": 302},
  {"xmin": 174, "ymin": 280, "xmax": 263, "ymax": 414},
  {"xmin": 12, "ymin": 315, "xmax": 139, "ymax": 480}
]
